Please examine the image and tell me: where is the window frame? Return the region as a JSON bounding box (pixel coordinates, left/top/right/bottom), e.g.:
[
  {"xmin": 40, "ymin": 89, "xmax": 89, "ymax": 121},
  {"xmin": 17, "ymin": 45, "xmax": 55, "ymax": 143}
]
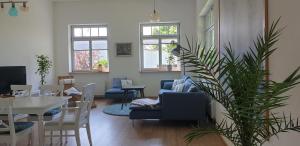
[
  {"xmin": 70, "ymin": 24, "xmax": 109, "ymax": 72},
  {"xmin": 140, "ymin": 22, "xmax": 181, "ymax": 72}
]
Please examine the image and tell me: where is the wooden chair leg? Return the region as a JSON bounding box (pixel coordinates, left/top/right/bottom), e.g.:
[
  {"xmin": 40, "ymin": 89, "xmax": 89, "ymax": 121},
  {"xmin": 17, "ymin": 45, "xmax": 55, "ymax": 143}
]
[
  {"xmin": 86, "ymin": 123, "xmax": 92, "ymax": 146},
  {"xmin": 65, "ymin": 130, "xmax": 68, "ymax": 143},
  {"xmin": 50, "ymin": 130, "xmax": 53, "ymax": 145},
  {"xmin": 75, "ymin": 129, "xmax": 81, "ymax": 146},
  {"xmin": 60, "ymin": 130, "xmax": 63, "ymax": 145}
]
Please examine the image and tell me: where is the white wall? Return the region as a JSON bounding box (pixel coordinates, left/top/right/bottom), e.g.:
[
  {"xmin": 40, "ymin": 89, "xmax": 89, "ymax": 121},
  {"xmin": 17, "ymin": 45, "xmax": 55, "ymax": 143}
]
[
  {"xmin": 0, "ymin": 0, "xmax": 54, "ymax": 91},
  {"xmin": 264, "ymin": 0, "xmax": 300, "ymax": 146},
  {"xmin": 53, "ymin": 0, "xmax": 197, "ymax": 96}
]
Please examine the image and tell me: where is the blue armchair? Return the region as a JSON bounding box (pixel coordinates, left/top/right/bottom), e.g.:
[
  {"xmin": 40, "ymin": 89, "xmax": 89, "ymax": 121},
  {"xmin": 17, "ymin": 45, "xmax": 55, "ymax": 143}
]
[{"xmin": 105, "ymin": 78, "xmax": 137, "ymax": 99}]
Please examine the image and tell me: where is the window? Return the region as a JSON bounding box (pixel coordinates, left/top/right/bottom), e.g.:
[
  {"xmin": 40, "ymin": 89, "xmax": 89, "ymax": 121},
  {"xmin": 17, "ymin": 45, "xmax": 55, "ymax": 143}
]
[
  {"xmin": 140, "ymin": 23, "xmax": 180, "ymax": 72},
  {"xmin": 70, "ymin": 24, "xmax": 109, "ymax": 72},
  {"xmin": 204, "ymin": 7, "xmax": 214, "ymax": 48}
]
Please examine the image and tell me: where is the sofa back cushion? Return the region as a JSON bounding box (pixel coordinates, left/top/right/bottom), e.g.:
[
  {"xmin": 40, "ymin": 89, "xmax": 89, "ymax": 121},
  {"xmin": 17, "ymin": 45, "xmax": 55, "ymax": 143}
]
[
  {"xmin": 182, "ymin": 79, "xmax": 193, "ymax": 93},
  {"xmin": 162, "ymin": 82, "xmax": 173, "ymax": 90},
  {"xmin": 112, "ymin": 77, "xmax": 127, "ymax": 88},
  {"xmin": 171, "ymin": 79, "xmax": 184, "ymax": 90},
  {"xmin": 174, "ymin": 83, "xmax": 184, "ymax": 92}
]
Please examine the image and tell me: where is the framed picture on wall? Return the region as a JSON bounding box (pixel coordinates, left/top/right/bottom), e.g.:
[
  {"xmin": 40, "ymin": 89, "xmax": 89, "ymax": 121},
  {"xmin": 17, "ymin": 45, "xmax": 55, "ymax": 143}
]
[{"xmin": 116, "ymin": 43, "xmax": 132, "ymax": 56}]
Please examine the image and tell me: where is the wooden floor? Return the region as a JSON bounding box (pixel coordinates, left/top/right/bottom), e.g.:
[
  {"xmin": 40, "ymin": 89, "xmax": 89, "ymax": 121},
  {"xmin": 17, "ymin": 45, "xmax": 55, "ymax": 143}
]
[{"xmin": 1, "ymin": 99, "xmax": 226, "ymax": 146}]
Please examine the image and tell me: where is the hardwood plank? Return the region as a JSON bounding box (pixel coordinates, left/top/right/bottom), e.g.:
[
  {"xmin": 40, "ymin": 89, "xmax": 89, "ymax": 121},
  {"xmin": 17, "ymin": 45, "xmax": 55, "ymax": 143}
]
[{"xmin": 0, "ymin": 99, "xmax": 226, "ymax": 146}]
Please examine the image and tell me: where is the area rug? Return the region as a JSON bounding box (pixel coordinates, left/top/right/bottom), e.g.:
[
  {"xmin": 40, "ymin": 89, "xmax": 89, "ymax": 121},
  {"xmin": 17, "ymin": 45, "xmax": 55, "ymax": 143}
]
[{"xmin": 102, "ymin": 103, "xmax": 131, "ymax": 116}]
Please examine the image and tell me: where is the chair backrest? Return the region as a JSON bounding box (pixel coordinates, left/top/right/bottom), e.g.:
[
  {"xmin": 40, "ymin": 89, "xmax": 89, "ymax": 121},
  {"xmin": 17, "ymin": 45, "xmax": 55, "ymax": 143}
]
[
  {"xmin": 76, "ymin": 83, "xmax": 96, "ymax": 126},
  {"xmin": 40, "ymin": 85, "xmax": 64, "ymax": 96},
  {"xmin": 0, "ymin": 98, "xmax": 16, "ymax": 137},
  {"xmin": 10, "ymin": 85, "xmax": 32, "ymax": 97}
]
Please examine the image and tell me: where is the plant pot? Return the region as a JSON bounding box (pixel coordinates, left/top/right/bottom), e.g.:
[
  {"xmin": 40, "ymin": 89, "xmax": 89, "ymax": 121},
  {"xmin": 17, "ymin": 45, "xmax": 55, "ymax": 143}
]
[
  {"xmin": 97, "ymin": 65, "xmax": 103, "ymax": 72},
  {"xmin": 167, "ymin": 65, "xmax": 172, "ymax": 71}
]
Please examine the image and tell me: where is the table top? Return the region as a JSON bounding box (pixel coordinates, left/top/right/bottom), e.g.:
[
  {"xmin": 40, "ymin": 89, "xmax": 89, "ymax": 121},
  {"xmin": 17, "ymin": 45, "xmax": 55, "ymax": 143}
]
[
  {"xmin": 11, "ymin": 96, "xmax": 71, "ymax": 115},
  {"xmin": 122, "ymin": 85, "xmax": 146, "ymax": 90}
]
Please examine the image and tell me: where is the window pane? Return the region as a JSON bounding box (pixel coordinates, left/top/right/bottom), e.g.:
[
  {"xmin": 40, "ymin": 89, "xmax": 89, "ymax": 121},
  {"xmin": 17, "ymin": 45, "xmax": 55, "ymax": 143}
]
[
  {"xmin": 74, "ymin": 41, "xmax": 89, "ymax": 50},
  {"xmin": 99, "ymin": 27, "xmax": 107, "ymax": 36},
  {"xmin": 74, "ymin": 51, "xmax": 90, "ymax": 71},
  {"xmin": 92, "ymin": 50, "xmax": 109, "ymax": 70},
  {"xmin": 152, "ymin": 26, "xmax": 160, "ymax": 35},
  {"xmin": 162, "ymin": 38, "xmax": 178, "ymax": 44},
  {"xmin": 144, "ymin": 45, "xmax": 159, "ymax": 68},
  {"xmin": 82, "ymin": 28, "xmax": 91, "ymax": 37},
  {"xmin": 159, "ymin": 26, "xmax": 169, "ymax": 35},
  {"xmin": 143, "ymin": 39, "xmax": 159, "ymax": 45},
  {"xmin": 143, "ymin": 26, "xmax": 151, "ymax": 36},
  {"xmin": 92, "ymin": 40, "xmax": 107, "ymax": 49},
  {"xmin": 162, "ymin": 44, "xmax": 178, "ymax": 65},
  {"xmin": 74, "ymin": 28, "xmax": 82, "ymax": 37},
  {"xmin": 169, "ymin": 25, "xmax": 178, "ymax": 34},
  {"xmin": 91, "ymin": 28, "xmax": 99, "ymax": 36}
]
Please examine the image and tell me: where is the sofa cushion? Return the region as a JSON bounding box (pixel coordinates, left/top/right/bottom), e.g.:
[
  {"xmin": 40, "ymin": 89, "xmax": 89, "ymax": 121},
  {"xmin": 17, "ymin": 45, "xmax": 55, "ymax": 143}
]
[
  {"xmin": 171, "ymin": 79, "xmax": 184, "ymax": 90},
  {"xmin": 181, "ymin": 75, "xmax": 191, "ymax": 81},
  {"xmin": 112, "ymin": 78, "xmax": 127, "ymax": 88},
  {"xmin": 162, "ymin": 82, "xmax": 173, "ymax": 90},
  {"xmin": 159, "ymin": 89, "xmax": 176, "ymax": 95},
  {"xmin": 174, "ymin": 83, "xmax": 184, "ymax": 92},
  {"xmin": 182, "ymin": 79, "xmax": 194, "ymax": 93}
]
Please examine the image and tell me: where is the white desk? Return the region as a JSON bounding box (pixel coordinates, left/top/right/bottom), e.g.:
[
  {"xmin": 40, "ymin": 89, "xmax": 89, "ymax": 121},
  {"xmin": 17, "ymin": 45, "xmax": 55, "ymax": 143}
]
[{"xmin": 12, "ymin": 96, "xmax": 71, "ymax": 146}]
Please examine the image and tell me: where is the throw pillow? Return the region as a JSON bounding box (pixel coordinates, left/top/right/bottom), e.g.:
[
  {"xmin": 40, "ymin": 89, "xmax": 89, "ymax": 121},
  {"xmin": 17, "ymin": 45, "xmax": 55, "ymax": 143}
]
[
  {"xmin": 172, "ymin": 79, "xmax": 184, "ymax": 90},
  {"xmin": 174, "ymin": 83, "xmax": 184, "ymax": 92},
  {"xmin": 64, "ymin": 87, "xmax": 82, "ymax": 95},
  {"xmin": 121, "ymin": 80, "xmax": 133, "ymax": 88},
  {"xmin": 163, "ymin": 82, "xmax": 173, "ymax": 90}
]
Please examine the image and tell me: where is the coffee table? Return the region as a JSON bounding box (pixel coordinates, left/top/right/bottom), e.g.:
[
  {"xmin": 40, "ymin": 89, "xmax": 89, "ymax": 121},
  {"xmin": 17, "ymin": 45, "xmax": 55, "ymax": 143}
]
[{"xmin": 121, "ymin": 85, "xmax": 146, "ymax": 109}]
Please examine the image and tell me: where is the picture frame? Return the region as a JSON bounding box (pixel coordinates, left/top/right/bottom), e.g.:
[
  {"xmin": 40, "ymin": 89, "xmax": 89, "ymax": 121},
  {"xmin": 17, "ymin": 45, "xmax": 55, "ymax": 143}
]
[{"xmin": 116, "ymin": 43, "xmax": 132, "ymax": 56}]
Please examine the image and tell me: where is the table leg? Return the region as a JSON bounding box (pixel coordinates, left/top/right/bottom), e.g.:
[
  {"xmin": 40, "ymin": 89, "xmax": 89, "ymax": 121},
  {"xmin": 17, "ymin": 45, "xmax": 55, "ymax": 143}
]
[
  {"xmin": 141, "ymin": 89, "xmax": 145, "ymax": 98},
  {"xmin": 38, "ymin": 115, "xmax": 44, "ymax": 146}
]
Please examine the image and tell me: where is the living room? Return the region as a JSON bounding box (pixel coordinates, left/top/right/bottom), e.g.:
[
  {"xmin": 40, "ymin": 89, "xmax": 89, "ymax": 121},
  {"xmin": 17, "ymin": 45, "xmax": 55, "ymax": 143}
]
[{"xmin": 0, "ymin": 0, "xmax": 300, "ymax": 146}]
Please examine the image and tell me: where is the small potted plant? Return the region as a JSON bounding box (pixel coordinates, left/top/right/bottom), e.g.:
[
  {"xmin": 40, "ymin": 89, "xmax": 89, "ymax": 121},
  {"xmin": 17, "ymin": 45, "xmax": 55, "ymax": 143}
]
[
  {"xmin": 96, "ymin": 59, "xmax": 109, "ymax": 72},
  {"xmin": 35, "ymin": 55, "xmax": 52, "ymax": 85},
  {"xmin": 166, "ymin": 55, "xmax": 175, "ymax": 71}
]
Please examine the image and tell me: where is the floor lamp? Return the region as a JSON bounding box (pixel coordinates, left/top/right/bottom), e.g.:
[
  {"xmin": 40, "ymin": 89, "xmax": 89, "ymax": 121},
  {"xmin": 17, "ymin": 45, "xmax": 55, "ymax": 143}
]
[{"xmin": 171, "ymin": 44, "xmax": 186, "ymax": 75}]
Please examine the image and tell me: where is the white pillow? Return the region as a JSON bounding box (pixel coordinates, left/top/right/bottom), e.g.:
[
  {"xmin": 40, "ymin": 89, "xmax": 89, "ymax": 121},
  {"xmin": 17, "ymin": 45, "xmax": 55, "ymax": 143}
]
[
  {"xmin": 64, "ymin": 87, "xmax": 82, "ymax": 95},
  {"xmin": 172, "ymin": 79, "xmax": 184, "ymax": 90},
  {"xmin": 121, "ymin": 80, "xmax": 133, "ymax": 88},
  {"xmin": 174, "ymin": 83, "xmax": 184, "ymax": 92}
]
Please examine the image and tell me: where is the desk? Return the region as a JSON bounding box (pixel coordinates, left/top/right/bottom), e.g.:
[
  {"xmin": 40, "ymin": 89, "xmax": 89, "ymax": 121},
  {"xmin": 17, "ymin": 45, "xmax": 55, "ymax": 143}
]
[{"xmin": 11, "ymin": 96, "xmax": 71, "ymax": 146}]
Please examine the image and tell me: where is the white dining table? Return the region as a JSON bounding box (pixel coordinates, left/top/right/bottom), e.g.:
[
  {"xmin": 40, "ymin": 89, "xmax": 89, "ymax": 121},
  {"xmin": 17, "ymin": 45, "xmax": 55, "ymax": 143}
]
[{"xmin": 12, "ymin": 96, "xmax": 71, "ymax": 146}]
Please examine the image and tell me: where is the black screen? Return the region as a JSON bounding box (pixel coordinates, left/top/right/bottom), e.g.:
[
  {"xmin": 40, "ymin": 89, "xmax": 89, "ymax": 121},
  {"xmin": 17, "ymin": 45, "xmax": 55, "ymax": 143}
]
[{"xmin": 0, "ymin": 66, "xmax": 26, "ymax": 94}]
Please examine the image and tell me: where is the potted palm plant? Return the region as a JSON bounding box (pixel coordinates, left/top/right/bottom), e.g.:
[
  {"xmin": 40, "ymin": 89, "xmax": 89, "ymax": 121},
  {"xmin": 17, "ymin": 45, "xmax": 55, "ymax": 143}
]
[
  {"xmin": 180, "ymin": 19, "xmax": 300, "ymax": 146},
  {"xmin": 35, "ymin": 55, "xmax": 52, "ymax": 85}
]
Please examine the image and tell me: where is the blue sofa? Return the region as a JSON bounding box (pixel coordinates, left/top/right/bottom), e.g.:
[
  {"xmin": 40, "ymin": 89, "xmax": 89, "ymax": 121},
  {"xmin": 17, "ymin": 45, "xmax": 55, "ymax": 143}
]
[
  {"xmin": 129, "ymin": 76, "xmax": 211, "ymax": 121},
  {"xmin": 105, "ymin": 78, "xmax": 137, "ymax": 99}
]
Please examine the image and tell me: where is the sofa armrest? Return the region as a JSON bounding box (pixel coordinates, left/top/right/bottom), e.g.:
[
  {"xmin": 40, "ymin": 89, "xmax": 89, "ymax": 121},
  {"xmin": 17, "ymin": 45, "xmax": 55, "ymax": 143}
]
[
  {"xmin": 159, "ymin": 92, "xmax": 211, "ymax": 120},
  {"xmin": 160, "ymin": 80, "xmax": 174, "ymax": 89}
]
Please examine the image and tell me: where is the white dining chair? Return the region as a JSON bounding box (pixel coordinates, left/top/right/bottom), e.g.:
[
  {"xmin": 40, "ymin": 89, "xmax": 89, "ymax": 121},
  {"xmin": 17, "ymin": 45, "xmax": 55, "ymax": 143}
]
[
  {"xmin": 8, "ymin": 85, "xmax": 32, "ymax": 120},
  {"xmin": 28, "ymin": 84, "xmax": 65, "ymax": 122},
  {"xmin": 0, "ymin": 98, "xmax": 34, "ymax": 146},
  {"xmin": 40, "ymin": 84, "xmax": 64, "ymax": 97},
  {"xmin": 10, "ymin": 85, "xmax": 32, "ymax": 97},
  {"xmin": 44, "ymin": 83, "xmax": 96, "ymax": 146}
]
